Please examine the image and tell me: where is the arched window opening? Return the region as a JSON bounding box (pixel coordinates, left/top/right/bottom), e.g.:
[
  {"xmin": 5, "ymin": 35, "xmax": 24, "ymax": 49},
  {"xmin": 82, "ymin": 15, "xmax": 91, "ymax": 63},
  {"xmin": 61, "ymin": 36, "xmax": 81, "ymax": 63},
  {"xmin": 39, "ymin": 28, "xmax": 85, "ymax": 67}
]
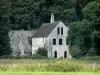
[
  {"xmin": 54, "ymin": 51, "xmax": 57, "ymax": 58},
  {"xmin": 53, "ymin": 38, "xmax": 56, "ymax": 45},
  {"xmin": 57, "ymin": 27, "xmax": 60, "ymax": 35},
  {"xmin": 64, "ymin": 51, "xmax": 67, "ymax": 58},
  {"xmin": 61, "ymin": 27, "xmax": 63, "ymax": 35},
  {"xmin": 59, "ymin": 38, "xmax": 62, "ymax": 45}
]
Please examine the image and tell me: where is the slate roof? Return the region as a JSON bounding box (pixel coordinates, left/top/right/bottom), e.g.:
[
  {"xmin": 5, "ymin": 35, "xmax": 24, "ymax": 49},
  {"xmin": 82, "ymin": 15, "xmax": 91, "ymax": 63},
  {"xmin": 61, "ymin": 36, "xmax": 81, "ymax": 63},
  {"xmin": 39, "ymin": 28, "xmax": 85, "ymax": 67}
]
[{"xmin": 32, "ymin": 21, "xmax": 60, "ymax": 37}]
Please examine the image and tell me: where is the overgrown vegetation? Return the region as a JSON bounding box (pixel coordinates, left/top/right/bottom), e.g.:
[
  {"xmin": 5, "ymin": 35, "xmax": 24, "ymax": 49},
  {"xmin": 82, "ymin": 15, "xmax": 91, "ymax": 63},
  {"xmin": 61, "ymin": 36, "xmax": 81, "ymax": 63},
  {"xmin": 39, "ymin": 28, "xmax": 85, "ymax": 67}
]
[{"xmin": 0, "ymin": 59, "xmax": 100, "ymax": 72}]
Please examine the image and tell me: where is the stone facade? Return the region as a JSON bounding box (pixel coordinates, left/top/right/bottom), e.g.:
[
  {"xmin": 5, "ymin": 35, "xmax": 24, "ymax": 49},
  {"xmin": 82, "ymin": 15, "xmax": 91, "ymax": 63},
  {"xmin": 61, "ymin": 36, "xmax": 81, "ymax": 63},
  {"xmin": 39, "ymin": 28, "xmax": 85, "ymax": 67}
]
[
  {"xmin": 32, "ymin": 21, "xmax": 71, "ymax": 58},
  {"xmin": 47, "ymin": 21, "xmax": 71, "ymax": 58},
  {"xmin": 9, "ymin": 30, "xmax": 36, "ymax": 56}
]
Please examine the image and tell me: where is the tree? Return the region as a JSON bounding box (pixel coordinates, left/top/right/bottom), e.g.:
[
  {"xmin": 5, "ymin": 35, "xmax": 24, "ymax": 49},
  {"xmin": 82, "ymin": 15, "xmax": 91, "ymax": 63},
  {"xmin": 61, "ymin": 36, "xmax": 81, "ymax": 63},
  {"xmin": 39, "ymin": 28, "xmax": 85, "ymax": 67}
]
[
  {"xmin": 91, "ymin": 31, "xmax": 100, "ymax": 55},
  {"xmin": 0, "ymin": 0, "xmax": 12, "ymax": 56},
  {"xmin": 53, "ymin": 0, "xmax": 76, "ymax": 25},
  {"xmin": 69, "ymin": 20, "xmax": 93, "ymax": 56},
  {"xmin": 0, "ymin": 0, "xmax": 11, "ymax": 17},
  {"xmin": 10, "ymin": 0, "xmax": 42, "ymax": 30},
  {"xmin": 75, "ymin": 0, "xmax": 96, "ymax": 21},
  {"xmin": 83, "ymin": 1, "xmax": 100, "ymax": 25},
  {"xmin": 69, "ymin": 1, "xmax": 100, "ymax": 57},
  {"xmin": 0, "ymin": 17, "xmax": 12, "ymax": 56},
  {"xmin": 83, "ymin": 1, "xmax": 100, "ymax": 55},
  {"xmin": 9, "ymin": 0, "xmax": 76, "ymax": 30}
]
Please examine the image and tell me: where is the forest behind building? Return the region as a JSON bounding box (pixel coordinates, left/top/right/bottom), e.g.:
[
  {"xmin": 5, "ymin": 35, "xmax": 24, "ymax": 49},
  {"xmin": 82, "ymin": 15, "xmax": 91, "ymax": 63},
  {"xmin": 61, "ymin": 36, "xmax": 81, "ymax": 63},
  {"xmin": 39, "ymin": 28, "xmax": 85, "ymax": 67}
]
[{"xmin": 0, "ymin": 0, "xmax": 100, "ymax": 58}]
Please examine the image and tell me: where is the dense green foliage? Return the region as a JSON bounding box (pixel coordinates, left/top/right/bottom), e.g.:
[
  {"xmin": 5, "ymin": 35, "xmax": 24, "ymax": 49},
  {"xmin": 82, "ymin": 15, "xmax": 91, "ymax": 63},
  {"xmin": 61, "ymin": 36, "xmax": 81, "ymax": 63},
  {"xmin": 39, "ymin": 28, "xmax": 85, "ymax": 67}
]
[
  {"xmin": 0, "ymin": 17, "xmax": 12, "ymax": 56},
  {"xmin": 69, "ymin": 0, "xmax": 100, "ymax": 57},
  {"xmin": 0, "ymin": 0, "xmax": 100, "ymax": 57},
  {"xmin": 0, "ymin": 0, "xmax": 12, "ymax": 56},
  {"xmin": 9, "ymin": 0, "xmax": 76, "ymax": 29},
  {"xmin": 37, "ymin": 47, "xmax": 47, "ymax": 57}
]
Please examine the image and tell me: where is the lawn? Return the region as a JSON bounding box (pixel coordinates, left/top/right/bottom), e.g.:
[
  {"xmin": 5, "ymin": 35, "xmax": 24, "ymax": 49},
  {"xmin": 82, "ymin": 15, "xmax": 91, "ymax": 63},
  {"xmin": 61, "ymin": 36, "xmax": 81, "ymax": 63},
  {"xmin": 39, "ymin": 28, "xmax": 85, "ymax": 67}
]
[{"xmin": 0, "ymin": 72, "xmax": 100, "ymax": 75}]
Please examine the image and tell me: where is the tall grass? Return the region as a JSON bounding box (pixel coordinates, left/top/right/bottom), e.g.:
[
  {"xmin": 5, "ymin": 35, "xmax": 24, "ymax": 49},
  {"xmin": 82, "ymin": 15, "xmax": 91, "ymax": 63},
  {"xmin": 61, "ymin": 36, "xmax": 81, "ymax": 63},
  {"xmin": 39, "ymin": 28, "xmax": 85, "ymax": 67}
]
[
  {"xmin": 0, "ymin": 59, "xmax": 100, "ymax": 72},
  {"xmin": 0, "ymin": 61, "xmax": 83, "ymax": 72}
]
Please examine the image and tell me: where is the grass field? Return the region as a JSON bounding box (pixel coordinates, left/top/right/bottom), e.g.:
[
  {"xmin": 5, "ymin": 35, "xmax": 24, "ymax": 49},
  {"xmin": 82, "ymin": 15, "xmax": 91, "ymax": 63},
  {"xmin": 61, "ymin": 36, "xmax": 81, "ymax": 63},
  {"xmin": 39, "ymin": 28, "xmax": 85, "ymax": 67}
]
[
  {"xmin": 0, "ymin": 59, "xmax": 100, "ymax": 68},
  {"xmin": 0, "ymin": 59, "xmax": 100, "ymax": 73},
  {"xmin": 0, "ymin": 72, "xmax": 100, "ymax": 75}
]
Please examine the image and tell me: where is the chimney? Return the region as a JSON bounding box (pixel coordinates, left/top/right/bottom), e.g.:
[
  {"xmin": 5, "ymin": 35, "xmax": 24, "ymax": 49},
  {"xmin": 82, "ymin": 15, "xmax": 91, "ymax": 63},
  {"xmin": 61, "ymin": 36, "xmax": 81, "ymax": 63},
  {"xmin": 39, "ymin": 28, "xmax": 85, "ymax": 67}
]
[{"xmin": 50, "ymin": 13, "xmax": 55, "ymax": 23}]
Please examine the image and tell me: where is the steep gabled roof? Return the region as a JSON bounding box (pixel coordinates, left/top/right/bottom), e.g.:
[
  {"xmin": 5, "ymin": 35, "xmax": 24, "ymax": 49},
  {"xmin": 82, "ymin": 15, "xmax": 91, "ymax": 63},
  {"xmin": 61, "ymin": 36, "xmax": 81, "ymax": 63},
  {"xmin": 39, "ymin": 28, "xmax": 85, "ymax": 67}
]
[{"xmin": 32, "ymin": 21, "xmax": 60, "ymax": 38}]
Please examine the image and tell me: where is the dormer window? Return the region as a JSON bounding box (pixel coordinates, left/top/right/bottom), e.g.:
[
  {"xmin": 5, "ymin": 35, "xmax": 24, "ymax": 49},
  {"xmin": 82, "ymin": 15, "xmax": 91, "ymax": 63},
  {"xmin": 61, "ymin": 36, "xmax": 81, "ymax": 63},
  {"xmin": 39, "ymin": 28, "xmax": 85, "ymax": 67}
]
[
  {"xmin": 53, "ymin": 38, "xmax": 56, "ymax": 45},
  {"xmin": 57, "ymin": 27, "xmax": 60, "ymax": 35},
  {"xmin": 61, "ymin": 27, "xmax": 63, "ymax": 35}
]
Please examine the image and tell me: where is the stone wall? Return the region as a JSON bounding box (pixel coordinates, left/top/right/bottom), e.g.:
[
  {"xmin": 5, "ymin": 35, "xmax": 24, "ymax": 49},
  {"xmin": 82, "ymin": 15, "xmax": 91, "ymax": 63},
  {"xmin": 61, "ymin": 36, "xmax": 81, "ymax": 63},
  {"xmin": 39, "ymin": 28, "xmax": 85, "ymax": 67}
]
[{"xmin": 9, "ymin": 30, "xmax": 37, "ymax": 56}]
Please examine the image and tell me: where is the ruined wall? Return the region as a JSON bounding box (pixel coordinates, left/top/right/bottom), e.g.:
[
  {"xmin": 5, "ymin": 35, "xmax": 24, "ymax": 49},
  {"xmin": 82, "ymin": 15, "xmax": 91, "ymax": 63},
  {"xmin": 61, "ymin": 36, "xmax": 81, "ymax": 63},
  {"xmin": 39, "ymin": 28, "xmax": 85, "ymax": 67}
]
[{"xmin": 9, "ymin": 30, "xmax": 36, "ymax": 56}]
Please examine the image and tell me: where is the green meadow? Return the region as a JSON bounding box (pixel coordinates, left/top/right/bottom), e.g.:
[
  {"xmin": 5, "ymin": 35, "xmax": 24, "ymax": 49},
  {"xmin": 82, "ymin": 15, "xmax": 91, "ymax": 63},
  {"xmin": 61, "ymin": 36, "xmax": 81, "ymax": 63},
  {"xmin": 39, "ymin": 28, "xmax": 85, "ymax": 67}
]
[
  {"xmin": 0, "ymin": 58, "xmax": 100, "ymax": 72},
  {"xmin": 0, "ymin": 57, "xmax": 100, "ymax": 75}
]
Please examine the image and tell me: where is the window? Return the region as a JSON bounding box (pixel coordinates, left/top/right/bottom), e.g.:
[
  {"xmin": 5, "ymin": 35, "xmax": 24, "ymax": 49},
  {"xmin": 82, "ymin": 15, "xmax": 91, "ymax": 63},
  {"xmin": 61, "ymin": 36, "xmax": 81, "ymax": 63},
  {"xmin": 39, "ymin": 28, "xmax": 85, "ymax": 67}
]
[
  {"xmin": 53, "ymin": 38, "xmax": 56, "ymax": 45},
  {"xmin": 61, "ymin": 27, "xmax": 63, "ymax": 35},
  {"xmin": 59, "ymin": 38, "xmax": 62, "ymax": 45},
  {"xmin": 57, "ymin": 27, "xmax": 60, "ymax": 35}
]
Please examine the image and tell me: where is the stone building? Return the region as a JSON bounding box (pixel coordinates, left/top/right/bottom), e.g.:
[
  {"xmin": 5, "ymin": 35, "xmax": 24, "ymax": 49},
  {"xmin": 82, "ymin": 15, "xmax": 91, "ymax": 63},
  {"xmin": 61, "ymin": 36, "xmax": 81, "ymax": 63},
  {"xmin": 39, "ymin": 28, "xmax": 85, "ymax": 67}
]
[
  {"xmin": 9, "ymin": 14, "xmax": 71, "ymax": 58},
  {"xmin": 9, "ymin": 30, "xmax": 36, "ymax": 56}
]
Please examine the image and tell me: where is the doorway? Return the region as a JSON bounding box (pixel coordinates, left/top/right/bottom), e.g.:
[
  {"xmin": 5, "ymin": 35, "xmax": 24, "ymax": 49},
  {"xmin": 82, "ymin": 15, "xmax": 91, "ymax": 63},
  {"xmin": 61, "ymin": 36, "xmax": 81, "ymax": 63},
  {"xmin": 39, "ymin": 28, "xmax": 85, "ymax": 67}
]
[
  {"xmin": 54, "ymin": 51, "xmax": 57, "ymax": 58},
  {"xmin": 64, "ymin": 51, "xmax": 67, "ymax": 58}
]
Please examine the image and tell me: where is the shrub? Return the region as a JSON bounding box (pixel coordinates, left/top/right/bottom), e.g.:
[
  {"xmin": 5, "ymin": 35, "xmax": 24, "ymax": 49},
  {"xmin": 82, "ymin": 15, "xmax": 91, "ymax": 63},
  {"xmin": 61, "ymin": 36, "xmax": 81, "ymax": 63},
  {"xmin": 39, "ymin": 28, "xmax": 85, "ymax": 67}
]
[
  {"xmin": 37, "ymin": 47, "xmax": 47, "ymax": 57},
  {"xmin": 87, "ymin": 47, "xmax": 96, "ymax": 56},
  {"xmin": 70, "ymin": 45, "xmax": 82, "ymax": 58}
]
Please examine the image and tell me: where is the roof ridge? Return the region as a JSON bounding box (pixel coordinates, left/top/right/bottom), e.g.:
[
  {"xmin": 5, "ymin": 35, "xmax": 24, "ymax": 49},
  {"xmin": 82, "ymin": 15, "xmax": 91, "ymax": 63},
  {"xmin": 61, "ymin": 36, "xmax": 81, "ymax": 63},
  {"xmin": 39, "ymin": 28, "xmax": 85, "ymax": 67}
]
[{"xmin": 42, "ymin": 21, "xmax": 61, "ymax": 26}]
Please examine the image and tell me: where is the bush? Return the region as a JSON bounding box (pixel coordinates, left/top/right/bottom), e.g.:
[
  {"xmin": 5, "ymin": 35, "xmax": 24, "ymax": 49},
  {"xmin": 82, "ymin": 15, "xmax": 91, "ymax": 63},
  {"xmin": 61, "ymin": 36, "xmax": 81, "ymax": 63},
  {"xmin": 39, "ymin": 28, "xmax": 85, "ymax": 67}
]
[
  {"xmin": 87, "ymin": 47, "xmax": 96, "ymax": 56},
  {"xmin": 70, "ymin": 45, "xmax": 82, "ymax": 58},
  {"xmin": 37, "ymin": 47, "xmax": 47, "ymax": 57}
]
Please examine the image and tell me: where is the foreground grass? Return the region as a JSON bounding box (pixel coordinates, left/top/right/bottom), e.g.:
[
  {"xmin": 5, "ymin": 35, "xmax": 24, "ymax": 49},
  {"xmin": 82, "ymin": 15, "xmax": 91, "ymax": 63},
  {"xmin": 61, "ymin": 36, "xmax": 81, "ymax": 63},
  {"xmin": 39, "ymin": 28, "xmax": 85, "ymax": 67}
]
[
  {"xmin": 0, "ymin": 72, "xmax": 100, "ymax": 75},
  {"xmin": 0, "ymin": 59, "xmax": 100, "ymax": 72}
]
